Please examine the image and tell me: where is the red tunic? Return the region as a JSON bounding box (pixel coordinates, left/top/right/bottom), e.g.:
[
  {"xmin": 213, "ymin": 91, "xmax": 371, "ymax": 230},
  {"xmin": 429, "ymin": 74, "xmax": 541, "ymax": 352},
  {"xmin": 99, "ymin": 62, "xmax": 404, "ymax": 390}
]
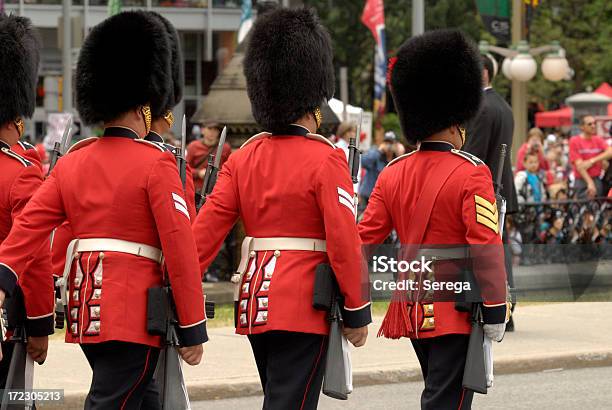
[
  {"xmin": 11, "ymin": 140, "xmax": 43, "ymax": 171},
  {"xmin": 0, "ymin": 129, "xmax": 207, "ymax": 347},
  {"xmin": 359, "ymin": 141, "xmax": 508, "ymax": 339},
  {"xmin": 193, "ymin": 130, "xmax": 371, "ymax": 336},
  {"xmin": 0, "ymin": 140, "xmax": 54, "ymax": 337}
]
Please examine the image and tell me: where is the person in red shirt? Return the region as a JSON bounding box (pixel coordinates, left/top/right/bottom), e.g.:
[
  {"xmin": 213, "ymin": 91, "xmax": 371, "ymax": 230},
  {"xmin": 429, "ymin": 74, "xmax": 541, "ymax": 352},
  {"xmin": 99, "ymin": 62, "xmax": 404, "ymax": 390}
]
[
  {"xmin": 0, "ymin": 12, "xmax": 207, "ymax": 408},
  {"xmin": 0, "ymin": 13, "xmax": 54, "ymax": 372},
  {"xmin": 187, "ymin": 119, "xmax": 232, "ymax": 197},
  {"xmin": 192, "ymin": 7, "xmax": 371, "ymax": 409},
  {"xmin": 569, "ymin": 115, "xmax": 612, "ymax": 199},
  {"xmin": 516, "ymin": 127, "xmax": 550, "ymax": 172},
  {"xmin": 359, "ymin": 30, "xmax": 508, "ymax": 409}
]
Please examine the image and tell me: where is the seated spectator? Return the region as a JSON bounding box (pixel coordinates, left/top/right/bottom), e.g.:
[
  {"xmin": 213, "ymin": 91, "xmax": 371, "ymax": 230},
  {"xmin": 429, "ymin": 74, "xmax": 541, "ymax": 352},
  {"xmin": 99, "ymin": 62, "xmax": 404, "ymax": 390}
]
[
  {"xmin": 544, "ymin": 140, "xmax": 569, "ymax": 185},
  {"xmin": 334, "ymin": 121, "xmax": 357, "ymax": 154},
  {"xmin": 516, "ymin": 127, "xmax": 549, "ymax": 172},
  {"xmin": 505, "ymin": 216, "xmax": 522, "ymax": 266},
  {"xmin": 569, "ymin": 115, "xmax": 612, "ymax": 199},
  {"xmin": 515, "ymin": 149, "xmax": 547, "ymax": 204},
  {"xmin": 359, "ymin": 131, "xmax": 405, "ymax": 205},
  {"xmin": 548, "ymin": 184, "xmax": 569, "ymax": 203}
]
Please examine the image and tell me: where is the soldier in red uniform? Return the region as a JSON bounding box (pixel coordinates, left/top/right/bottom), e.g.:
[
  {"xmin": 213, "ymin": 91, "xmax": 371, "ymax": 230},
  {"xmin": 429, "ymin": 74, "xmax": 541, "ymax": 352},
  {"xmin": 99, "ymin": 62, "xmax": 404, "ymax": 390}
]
[
  {"xmin": 0, "ymin": 13, "xmax": 54, "ymax": 374},
  {"xmin": 145, "ymin": 12, "xmax": 197, "ymax": 219},
  {"xmin": 0, "ymin": 11, "xmax": 207, "ymax": 409},
  {"xmin": 358, "ymin": 30, "xmax": 509, "ymax": 409},
  {"xmin": 192, "ymin": 7, "xmax": 371, "ymax": 410}
]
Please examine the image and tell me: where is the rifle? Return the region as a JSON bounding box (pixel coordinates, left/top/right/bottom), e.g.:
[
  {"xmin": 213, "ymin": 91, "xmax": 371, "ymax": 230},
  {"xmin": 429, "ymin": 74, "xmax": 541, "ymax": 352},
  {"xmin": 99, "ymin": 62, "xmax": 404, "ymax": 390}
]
[
  {"xmin": 47, "ymin": 115, "xmax": 72, "ymax": 176},
  {"xmin": 315, "ymin": 111, "xmax": 363, "ymax": 400},
  {"xmin": 196, "ymin": 126, "xmax": 227, "ymax": 212},
  {"xmin": 1, "ymin": 289, "xmax": 35, "ymax": 410},
  {"xmin": 151, "ymin": 116, "xmax": 212, "ymax": 410},
  {"xmin": 175, "ymin": 115, "xmax": 188, "ymax": 190},
  {"xmin": 347, "ymin": 110, "xmax": 362, "ymax": 186},
  {"xmin": 462, "ymin": 143, "xmax": 508, "ymax": 394}
]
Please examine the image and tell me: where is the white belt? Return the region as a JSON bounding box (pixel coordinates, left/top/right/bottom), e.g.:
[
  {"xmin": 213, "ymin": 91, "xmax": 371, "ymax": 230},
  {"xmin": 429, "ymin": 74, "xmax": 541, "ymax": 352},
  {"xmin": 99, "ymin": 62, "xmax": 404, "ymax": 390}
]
[
  {"xmin": 232, "ymin": 236, "xmax": 327, "ymax": 300},
  {"xmin": 59, "ymin": 238, "xmax": 163, "ymax": 306}
]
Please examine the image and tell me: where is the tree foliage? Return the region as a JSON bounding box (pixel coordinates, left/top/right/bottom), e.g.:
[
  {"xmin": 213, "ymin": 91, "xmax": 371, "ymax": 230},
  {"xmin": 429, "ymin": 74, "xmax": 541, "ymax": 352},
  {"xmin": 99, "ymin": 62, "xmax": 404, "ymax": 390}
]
[{"xmin": 303, "ymin": 0, "xmax": 611, "ymax": 112}]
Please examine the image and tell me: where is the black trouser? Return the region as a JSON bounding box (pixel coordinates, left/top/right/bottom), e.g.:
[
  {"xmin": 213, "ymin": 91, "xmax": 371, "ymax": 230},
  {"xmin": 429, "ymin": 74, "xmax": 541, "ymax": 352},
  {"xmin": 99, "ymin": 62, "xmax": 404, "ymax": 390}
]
[
  {"xmin": 80, "ymin": 341, "xmax": 160, "ymax": 410},
  {"xmin": 248, "ymin": 331, "xmax": 327, "ymax": 410},
  {"xmin": 0, "ymin": 341, "xmax": 15, "ymax": 389},
  {"xmin": 411, "ymin": 334, "xmax": 473, "ymax": 410}
]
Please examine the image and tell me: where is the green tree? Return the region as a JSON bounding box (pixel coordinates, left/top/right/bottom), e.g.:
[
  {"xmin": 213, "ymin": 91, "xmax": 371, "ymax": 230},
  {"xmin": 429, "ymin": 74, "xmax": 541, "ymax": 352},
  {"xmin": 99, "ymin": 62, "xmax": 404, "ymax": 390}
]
[
  {"xmin": 526, "ymin": 0, "xmax": 612, "ymax": 109},
  {"xmin": 303, "ymin": 0, "xmax": 486, "ymax": 110},
  {"xmin": 304, "ymin": 0, "xmax": 612, "ymax": 113}
]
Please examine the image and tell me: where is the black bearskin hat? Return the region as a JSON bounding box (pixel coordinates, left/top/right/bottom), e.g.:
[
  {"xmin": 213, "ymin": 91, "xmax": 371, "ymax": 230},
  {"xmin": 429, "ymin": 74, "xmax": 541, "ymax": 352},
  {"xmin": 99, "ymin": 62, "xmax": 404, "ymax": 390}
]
[
  {"xmin": 76, "ymin": 11, "xmax": 171, "ymax": 124},
  {"xmin": 390, "ymin": 29, "xmax": 482, "ymax": 145},
  {"xmin": 244, "ymin": 7, "xmax": 335, "ymax": 133},
  {"xmin": 149, "ymin": 12, "xmax": 183, "ymax": 116},
  {"xmin": 0, "ymin": 14, "xmax": 40, "ymax": 125}
]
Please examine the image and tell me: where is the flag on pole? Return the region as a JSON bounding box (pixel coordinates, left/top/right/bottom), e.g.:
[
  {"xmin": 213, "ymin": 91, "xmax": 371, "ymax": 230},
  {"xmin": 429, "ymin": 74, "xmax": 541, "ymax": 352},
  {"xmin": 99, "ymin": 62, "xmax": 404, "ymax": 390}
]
[
  {"xmin": 237, "ymin": 0, "xmax": 253, "ymax": 44},
  {"xmin": 108, "ymin": 0, "xmax": 122, "ymax": 17},
  {"xmin": 361, "ymin": 0, "xmax": 387, "ymax": 118}
]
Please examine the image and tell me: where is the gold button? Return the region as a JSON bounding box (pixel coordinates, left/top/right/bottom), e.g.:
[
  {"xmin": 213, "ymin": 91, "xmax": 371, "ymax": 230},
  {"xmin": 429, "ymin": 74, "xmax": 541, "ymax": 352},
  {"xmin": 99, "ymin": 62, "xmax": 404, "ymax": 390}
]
[
  {"xmin": 273, "ymin": 250, "xmax": 281, "ymax": 257},
  {"xmin": 249, "ymin": 251, "xmax": 256, "ymax": 257}
]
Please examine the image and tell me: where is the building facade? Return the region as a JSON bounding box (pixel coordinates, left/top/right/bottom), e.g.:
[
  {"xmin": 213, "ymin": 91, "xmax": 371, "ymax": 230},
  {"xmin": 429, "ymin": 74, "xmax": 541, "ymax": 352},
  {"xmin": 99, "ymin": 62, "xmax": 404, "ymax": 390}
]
[{"xmin": 4, "ymin": 0, "xmax": 248, "ymax": 141}]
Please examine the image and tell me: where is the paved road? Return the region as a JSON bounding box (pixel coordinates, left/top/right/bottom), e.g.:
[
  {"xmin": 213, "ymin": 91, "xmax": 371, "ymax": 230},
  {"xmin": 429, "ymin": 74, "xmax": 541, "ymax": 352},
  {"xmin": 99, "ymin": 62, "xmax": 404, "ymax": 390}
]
[{"xmin": 193, "ymin": 366, "xmax": 612, "ymax": 409}]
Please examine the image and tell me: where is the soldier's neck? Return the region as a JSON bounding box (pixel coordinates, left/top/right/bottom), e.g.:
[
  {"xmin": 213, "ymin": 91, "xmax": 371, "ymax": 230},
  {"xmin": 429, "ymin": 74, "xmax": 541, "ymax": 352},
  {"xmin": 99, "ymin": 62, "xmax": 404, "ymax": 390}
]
[
  {"xmin": 294, "ymin": 115, "xmax": 317, "ymax": 134},
  {"xmin": 105, "ymin": 111, "xmax": 147, "ymax": 138},
  {"xmin": 423, "ymin": 132, "xmax": 461, "ymax": 150},
  {"xmin": 0, "ymin": 126, "xmax": 19, "ymax": 147}
]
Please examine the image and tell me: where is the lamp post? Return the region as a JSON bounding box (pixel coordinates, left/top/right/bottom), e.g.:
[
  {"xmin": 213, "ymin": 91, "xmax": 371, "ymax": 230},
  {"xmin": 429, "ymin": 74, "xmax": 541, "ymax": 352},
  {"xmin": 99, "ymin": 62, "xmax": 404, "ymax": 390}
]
[{"xmin": 479, "ymin": 39, "xmax": 570, "ymax": 157}]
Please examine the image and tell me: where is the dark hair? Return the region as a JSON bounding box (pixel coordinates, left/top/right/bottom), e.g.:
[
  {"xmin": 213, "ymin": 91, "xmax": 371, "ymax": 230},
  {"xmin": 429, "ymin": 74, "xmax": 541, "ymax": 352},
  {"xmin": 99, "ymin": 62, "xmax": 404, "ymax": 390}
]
[
  {"xmin": 524, "ymin": 147, "xmax": 539, "ymax": 160},
  {"xmin": 481, "ymin": 55, "xmax": 494, "ymax": 83},
  {"xmin": 580, "ymin": 115, "xmax": 594, "ymax": 125}
]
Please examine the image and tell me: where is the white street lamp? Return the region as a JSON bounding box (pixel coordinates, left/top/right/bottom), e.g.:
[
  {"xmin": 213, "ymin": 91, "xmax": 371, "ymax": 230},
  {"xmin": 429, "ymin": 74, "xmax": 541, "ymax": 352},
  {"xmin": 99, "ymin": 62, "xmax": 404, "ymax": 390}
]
[
  {"xmin": 541, "ymin": 42, "xmax": 570, "ymax": 81},
  {"xmin": 511, "ymin": 53, "xmax": 538, "ymax": 82},
  {"xmin": 479, "ymin": 40, "xmax": 570, "ymax": 83},
  {"xmin": 501, "ymin": 57, "xmax": 514, "ymax": 80}
]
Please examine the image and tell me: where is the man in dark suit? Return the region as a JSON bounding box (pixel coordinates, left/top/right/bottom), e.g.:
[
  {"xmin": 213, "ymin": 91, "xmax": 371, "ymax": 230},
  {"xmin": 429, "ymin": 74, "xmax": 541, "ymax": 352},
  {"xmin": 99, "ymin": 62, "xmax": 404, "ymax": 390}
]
[{"xmin": 464, "ymin": 54, "xmax": 518, "ymax": 330}]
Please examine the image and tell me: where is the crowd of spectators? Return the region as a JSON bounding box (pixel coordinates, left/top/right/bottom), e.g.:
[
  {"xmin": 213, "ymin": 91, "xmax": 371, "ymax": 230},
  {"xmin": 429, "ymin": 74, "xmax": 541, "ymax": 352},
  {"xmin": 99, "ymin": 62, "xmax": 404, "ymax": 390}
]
[{"xmin": 513, "ymin": 116, "xmax": 612, "ymax": 204}]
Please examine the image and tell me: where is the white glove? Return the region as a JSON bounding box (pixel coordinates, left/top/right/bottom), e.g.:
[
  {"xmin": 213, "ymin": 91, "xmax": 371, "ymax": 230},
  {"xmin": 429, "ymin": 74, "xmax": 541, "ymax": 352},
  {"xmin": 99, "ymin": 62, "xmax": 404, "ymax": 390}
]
[{"xmin": 483, "ymin": 323, "xmax": 506, "ymax": 342}]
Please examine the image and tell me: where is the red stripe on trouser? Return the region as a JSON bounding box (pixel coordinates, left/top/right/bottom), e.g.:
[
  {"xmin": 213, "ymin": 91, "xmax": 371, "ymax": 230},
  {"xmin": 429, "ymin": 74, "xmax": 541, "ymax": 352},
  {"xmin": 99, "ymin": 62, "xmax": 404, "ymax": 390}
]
[
  {"xmin": 457, "ymin": 388, "xmax": 466, "ymax": 410},
  {"xmin": 299, "ymin": 338, "xmax": 326, "ymax": 410},
  {"xmin": 120, "ymin": 347, "xmax": 152, "ymax": 410}
]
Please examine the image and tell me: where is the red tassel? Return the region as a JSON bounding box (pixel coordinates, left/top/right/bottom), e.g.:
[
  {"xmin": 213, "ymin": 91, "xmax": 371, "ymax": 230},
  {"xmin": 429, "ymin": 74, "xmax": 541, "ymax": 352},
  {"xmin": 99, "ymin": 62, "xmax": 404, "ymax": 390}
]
[{"xmin": 377, "ymin": 289, "xmax": 413, "ymax": 339}]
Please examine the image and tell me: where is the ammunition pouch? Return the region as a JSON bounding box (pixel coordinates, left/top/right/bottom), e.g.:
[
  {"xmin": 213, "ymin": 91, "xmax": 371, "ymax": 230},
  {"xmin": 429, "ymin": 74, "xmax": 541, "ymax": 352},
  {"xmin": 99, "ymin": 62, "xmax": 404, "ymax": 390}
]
[
  {"xmin": 147, "ymin": 286, "xmax": 170, "ymax": 337},
  {"xmin": 313, "ymin": 264, "xmax": 336, "ymax": 312},
  {"xmin": 4, "ymin": 286, "xmax": 26, "ymax": 330}
]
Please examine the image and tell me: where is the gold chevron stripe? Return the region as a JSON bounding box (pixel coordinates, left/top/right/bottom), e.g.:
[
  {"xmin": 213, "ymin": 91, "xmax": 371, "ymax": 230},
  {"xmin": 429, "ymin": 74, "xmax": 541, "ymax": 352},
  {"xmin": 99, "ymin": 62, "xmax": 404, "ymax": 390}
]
[
  {"xmin": 474, "ymin": 195, "xmax": 496, "ymax": 213},
  {"xmin": 476, "ymin": 204, "xmax": 498, "ymax": 221},
  {"xmin": 477, "ymin": 214, "xmax": 499, "ymax": 234}
]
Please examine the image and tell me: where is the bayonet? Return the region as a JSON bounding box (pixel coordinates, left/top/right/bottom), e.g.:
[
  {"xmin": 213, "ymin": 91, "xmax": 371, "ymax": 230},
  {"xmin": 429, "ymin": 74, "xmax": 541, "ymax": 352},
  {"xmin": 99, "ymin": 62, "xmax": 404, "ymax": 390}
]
[
  {"xmin": 347, "ymin": 111, "xmax": 362, "ymax": 184},
  {"xmin": 47, "ymin": 115, "xmax": 72, "ymax": 176},
  {"xmin": 175, "ymin": 114, "xmax": 188, "ymax": 190},
  {"xmin": 197, "ymin": 126, "xmax": 227, "ymax": 211}
]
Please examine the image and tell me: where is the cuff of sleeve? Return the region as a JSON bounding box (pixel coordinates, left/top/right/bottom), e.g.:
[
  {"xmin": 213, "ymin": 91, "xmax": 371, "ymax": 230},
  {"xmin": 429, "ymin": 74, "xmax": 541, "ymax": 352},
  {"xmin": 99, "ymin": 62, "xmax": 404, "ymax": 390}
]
[
  {"xmin": 176, "ymin": 321, "xmax": 208, "ymax": 346},
  {"xmin": 342, "ymin": 303, "xmax": 372, "ymax": 328},
  {"xmin": 482, "ymin": 304, "xmax": 506, "ymax": 324},
  {"xmin": 26, "ymin": 315, "xmax": 55, "ymax": 337},
  {"xmin": 0, "ymin": 264, "xmax": 18, "ymax": 296}
]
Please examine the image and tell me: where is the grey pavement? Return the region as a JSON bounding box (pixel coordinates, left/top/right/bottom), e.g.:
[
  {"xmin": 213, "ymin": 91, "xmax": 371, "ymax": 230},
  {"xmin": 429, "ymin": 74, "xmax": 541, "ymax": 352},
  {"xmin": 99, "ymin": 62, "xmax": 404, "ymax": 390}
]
[
  {"xmin": 32, "ymin": 302, "xmax": 612, "ymax": 407},
  {"xmin": 192, "ymin": 366, "xmax": 612, "ymax": 409}
]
